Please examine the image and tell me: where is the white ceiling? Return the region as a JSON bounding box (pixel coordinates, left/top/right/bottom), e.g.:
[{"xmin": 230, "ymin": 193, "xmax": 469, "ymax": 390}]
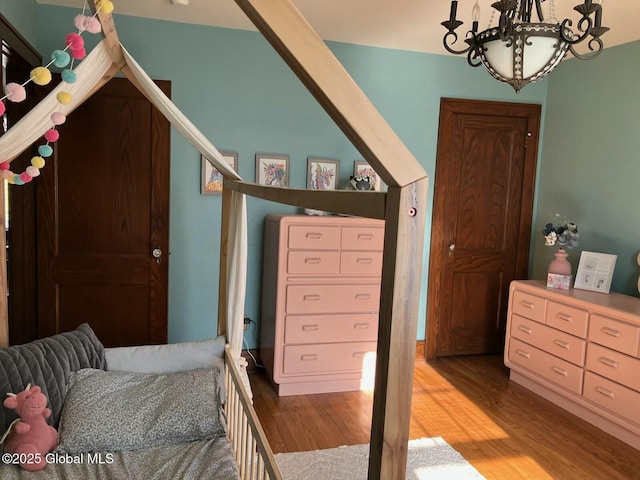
[{"xmin": 38, "ymin": 0, "xmax": 640, "ymax": 55}]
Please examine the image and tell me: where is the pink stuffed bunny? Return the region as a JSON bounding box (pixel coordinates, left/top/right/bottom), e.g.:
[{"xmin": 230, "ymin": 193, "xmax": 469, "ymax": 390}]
[{"xmin": 2, "ymin": 384, "xmax": 58, "ymax": 471}]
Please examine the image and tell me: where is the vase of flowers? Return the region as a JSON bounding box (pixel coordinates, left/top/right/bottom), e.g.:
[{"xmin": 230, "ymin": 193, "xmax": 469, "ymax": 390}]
[{"xmin": 543, "ymin": 214, "xmax": 579, "ymax": 287}]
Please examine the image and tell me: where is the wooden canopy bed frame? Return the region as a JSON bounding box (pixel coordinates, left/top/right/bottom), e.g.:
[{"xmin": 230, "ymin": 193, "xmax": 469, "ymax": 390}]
[{"xmin": 0, "ymin": 1, "xmax": 428, "ymax": 479}]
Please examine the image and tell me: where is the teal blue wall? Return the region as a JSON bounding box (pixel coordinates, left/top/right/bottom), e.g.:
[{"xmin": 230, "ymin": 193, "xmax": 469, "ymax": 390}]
[
  {"xmin": 1, "ymin": 0, "xmax": 37, "ymax": 46},
  {"xmin": 531, "ymin": 40, "xmax": 640, "ymax": 295},
  {"xmin": 33, "ymin": 6, "xmax": 549, "ymax": 346}
]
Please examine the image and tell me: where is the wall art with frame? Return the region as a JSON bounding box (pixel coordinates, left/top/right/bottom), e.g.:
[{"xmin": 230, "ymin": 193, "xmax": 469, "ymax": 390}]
[
  {"xmin": 307, "ymin": 157, "xmax": 339, "ymax": 190},
  {"xmin": 574, "ymin": 251, "xmax": 617, "ymax": 294},
  {"xmin": 354, "ymin": 160, "xmax": 386, "ymax": 191},
  {"xmin": 255, "ymin": 154, "xmax": 289, "ymax": 187},
  {"xmin": 201, "ymin": 151, "xmax": 237, "ymax": 195}
]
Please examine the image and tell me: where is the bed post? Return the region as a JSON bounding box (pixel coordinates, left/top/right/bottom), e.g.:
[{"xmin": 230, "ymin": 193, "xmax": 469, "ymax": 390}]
[
  {"xmin": 217, "ymin": 187, "xmax": 233, "ymax": 337},
  {"xmin": 368, "ymin": 179, "xmax": 427, "ymax": 479}
]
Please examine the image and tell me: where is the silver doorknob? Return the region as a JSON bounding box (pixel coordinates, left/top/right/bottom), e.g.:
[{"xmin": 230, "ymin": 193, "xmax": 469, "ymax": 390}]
[
  {"xmin": 152, "ymin": 248, "xmax": 162, "ymax": 264},
  {"xmin": 448, "ymin": 244, "xmax": 455, "ymax": 257}
]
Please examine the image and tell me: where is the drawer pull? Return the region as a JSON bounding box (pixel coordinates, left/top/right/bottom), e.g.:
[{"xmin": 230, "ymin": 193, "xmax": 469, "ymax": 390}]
[
  {"xmin": 303, "ymin": 294, "xmax": 321, "ymax": 302},
  {"xmin": 300, "ymin": 354, "xmax": 318, "ymax": 362},
  {"xmin": 602, "ymin": 327, "xmax": 621, "ymax": 338},
  {"xmin": 354, "ymin": 323, "xmax": 370, "ymax": 330},
  {"xmin": 305, "ymin": 232, "xmax": 323, "ymax": 240},
  {"xmin": 301, "ymin": 324, "xmax": 319, "ymax": 331},
  {"xmin": 595, "ymin": 386, "xmax": 615, "ymax": 399},
  {"xmin": 519, "ymin": 301, "xmax": 534, "ymax": 309},
  {"xmin": 556, "ymin": 313, "xmax": 573, "ymax": 322},
  {"xmin": 356, "ymin": 258, "xmax": 373, "ymax": 264},
  {"xmin": 551, "ymin": 366, "xmax": 568, "ymax": 377},
  {"xmin": 553, "ymin": 339, "xmax": 570, "ymax": 350},
  {"xmin": 355, "ymin": 293, "xmax": 371, "ymax": 301},
  {"xmin": 304, "ymin": 258, "xmax": 322, "ymax": 264},
  {"xmin": 518, "ymin": 325, "xmax": 532, "ymax": 335},
  {"xmin": 599, "ymin": 357, "xmax": 619, "ymax": 368},
  {"xmin": 515, "ymin": 349, "xmax": 530, "ymax": 359},
  {"xmin": 352, "ymin": 351, "xmax": 367, "ymax": 358},
  {"xmin": 357, "ymin": 234, "xmax": 374, "ymax": 240}
]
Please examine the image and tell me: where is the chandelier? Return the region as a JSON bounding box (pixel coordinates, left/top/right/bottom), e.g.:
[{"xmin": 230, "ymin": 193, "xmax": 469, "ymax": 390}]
[{"xmin": 441, "ymin": 0, "xmax": 609, "ymax": 92}]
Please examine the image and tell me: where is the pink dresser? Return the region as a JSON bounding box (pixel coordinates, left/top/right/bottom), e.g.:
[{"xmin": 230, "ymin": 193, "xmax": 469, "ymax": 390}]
[
  {"xmin": 260, "ymin": 214, "xmax": 384, "ymax": 396},
  {"xmin": 505, "ymin": 280, "xmax": 640, "ymax": 449}
]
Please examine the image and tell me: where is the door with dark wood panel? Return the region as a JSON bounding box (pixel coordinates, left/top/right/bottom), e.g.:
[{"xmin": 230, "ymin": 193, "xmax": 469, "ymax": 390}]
[
  {"xmin": 426, "ymin": 98, "xmax": 540, "ymax": 358},
  {"xmin": 36, "ymin": 77, "xmax": 171, "ymax": 347},
  {"xmin": 0, "ymin": 17, "xmax": 41, "ymax": 347}
]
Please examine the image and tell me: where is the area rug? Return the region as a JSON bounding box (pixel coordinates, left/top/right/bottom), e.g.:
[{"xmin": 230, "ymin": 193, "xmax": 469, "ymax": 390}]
[{"xmin": 274, "ymin": 436, "xmax": 486, "ymax": 479}]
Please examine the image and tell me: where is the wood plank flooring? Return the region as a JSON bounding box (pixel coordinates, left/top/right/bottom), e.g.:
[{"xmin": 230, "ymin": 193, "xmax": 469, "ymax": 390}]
[{"xmin": 249, "ymin": 355, "xmax": 640, "ymax": 480}]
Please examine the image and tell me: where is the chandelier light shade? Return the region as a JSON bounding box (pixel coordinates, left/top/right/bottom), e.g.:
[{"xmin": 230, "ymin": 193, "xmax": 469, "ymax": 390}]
[{"xmin": 442, "ymin": 0, "xmax": 609, "ymax": 92}]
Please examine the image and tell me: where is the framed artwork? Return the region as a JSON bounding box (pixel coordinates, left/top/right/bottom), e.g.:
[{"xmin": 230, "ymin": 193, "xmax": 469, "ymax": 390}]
[
  {"xmin": 307, "ymin": 158, "xmax": 339, "ymax": 190},
  {"xmin": 574, "ymin": 251, "xmax": 617, "ymax": 294},
  {"xmin": 354, "ymin": 160, "xmax": 385, "ymax": 191},
  {"xmin": 255, "ymin": 154, "xmax": 289, "ymax": 187},
  {"xmin": 201, "ymin": 151, "xmax": 237, "ymax": 195}
]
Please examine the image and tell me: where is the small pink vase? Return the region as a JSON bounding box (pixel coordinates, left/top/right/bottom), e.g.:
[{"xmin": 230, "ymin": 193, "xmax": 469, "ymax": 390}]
[{"xmin": 548, "ymin": 248, "xmax": 572, "ymax": 276}]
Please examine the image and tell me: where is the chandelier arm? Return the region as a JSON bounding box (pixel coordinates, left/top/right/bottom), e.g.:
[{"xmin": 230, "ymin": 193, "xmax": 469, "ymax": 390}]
[
  {"xmin": 443, "ymin": 31, "xmax": 472, "ymax": 55},
  {"xmin": 498, "ymin": 13, "xmax": 514, "ymax": 41},
  {"xmin": 559, "ymin": 17, "xmax": 593, "ymax": 45},
  {"xmin": 466, "ymin": 47, "xmax": 483, "ymax": 67},
  {"xmin": 569, "ymin": 37, "xmax": 604, "ymax": 60}
]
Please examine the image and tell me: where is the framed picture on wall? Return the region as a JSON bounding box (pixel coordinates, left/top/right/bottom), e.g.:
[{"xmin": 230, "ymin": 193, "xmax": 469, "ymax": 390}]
[
  {"xmin": 354, "ymin": 160, "xmax": 385, "ymax": 191},
  {"xmin": 307, "ymin": 157, "xmax": 339, "ymax": 190},
  {"xmin": 255, "ymin": 154, "xmax": 289, "ymax": 187},
  {"xmin": 574, "ymin": 251, "xmax": 617, "ymax": 294},
  {"xmin": 201, "ymin": 151, "xmax": 237, "ymax": 195}
]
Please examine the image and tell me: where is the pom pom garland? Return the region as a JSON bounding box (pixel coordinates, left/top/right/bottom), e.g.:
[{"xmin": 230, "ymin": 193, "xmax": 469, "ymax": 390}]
[
  {"xmin": 30, "ymin": 66, "xmax": 52, "ymax": 86},
  {"xmin": 51, "ymin": 50, "xmax": 71, "ymax": 68},
  {"xmin": 65, "ymin": 33, "xmax": 84, "ymax": 50},
  {"xmin": 51, "ymin": 112, "xmax": 66, "ymax": 126},
  {"xmin": 26, "ymin": 166, "xmax": 41, "ymax": 178},
  {"xmin": 2, "ymin": 4, "xmax": 109, "ymax": 187},
  {"xmin": 38, "ymin": 145, "xmax": 53, "ymax": 158},
  {"xmin": 70, "ymin": 47, "xmax": 86, "ymax": 60},
  {"xmin": 31, "ymin": 157, "xmax": 46, "ymax": 169},
  {"xmin": 85, "ymin": 17, "xmax": 102, "ymax": 34},
  {"xmin": 56, "ymin": 91, "xmax": 72, "ymax": 105},
  {"xmin": 96, "ymin": 0, "xmax": 114, "ymax": 15},
  {"xmin": 61, "ymin": 69, "xmax": 77, "ymax": 84},
  {"xmin": 44, "ymin": 129, "xmax": 60, "ymax": 142},
  {"xmin": 5, "ymin": 83, "xmax": 26, "ymax": 103}
]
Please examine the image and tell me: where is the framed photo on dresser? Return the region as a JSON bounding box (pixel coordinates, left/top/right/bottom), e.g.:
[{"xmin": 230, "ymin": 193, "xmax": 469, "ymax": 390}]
[{"xmin": 574, "ymin": 251, "xmax": 617, "ymax": 294}]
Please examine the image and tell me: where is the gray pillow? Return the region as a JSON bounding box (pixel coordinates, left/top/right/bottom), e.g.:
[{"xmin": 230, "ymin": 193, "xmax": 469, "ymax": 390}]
[
  {"xmin": 56, "ymin": 368, "xmax": 226, "ymax": 453},
  {"xmin": 0, "ymin": 323, "xmax": 106, "ymax": 433}
]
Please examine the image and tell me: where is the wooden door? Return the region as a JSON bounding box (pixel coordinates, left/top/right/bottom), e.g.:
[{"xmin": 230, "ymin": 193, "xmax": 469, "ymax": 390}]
[
  {"xmin": 1, "ymin": 14, "xmax": 41, "ymax": 347},
  {"xmin": 426, "ymin": 98, "xmax": 540, "ymax": 358},
  {"xmin": 36, "ymin": 77, "xmax": 171, "ymax": 347}
]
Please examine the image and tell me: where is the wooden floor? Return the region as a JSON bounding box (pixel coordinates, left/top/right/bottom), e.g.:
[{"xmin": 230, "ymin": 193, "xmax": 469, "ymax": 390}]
[{"xmin": 250, "ymin": 355, "xmax": 640, "ymax": 480}]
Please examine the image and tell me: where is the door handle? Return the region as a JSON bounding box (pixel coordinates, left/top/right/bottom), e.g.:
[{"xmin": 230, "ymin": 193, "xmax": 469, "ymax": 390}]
[
  {"xmin": 448, "ymin": 244, "xmax": 456, "ymax": 257},
  {"xmin": 152, "ymin": 247, "xmax": 162, "ymax": 264}
]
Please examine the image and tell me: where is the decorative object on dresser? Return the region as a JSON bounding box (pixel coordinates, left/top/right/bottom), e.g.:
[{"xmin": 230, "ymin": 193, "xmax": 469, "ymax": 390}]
[
  {"xmin": 505, "ymin": 280, "xmax": 640, "ymax": 449},
  {"xmin": 260, "ymin": 214, "xmax": 384, "ymax": 396},
  {"xmin": 543, "ymin": 214, "xmax": 579, "ymax": 289},
  {"xmin": 573, "ymin": 251, "xmax": 617, "ymax": 294}
]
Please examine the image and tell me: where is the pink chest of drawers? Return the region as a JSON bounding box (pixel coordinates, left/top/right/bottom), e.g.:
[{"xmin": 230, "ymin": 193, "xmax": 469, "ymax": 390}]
[
  {"xmin": 505, "ymin": 280, "xmax": 640, "ymax": 449},
  {"xmin": 260, "ymin": 214, "xmax": 384, "ymax": 396}
]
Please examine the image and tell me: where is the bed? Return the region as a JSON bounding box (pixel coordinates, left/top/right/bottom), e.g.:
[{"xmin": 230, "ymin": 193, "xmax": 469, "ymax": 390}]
[
  {"xmin": 0, "ymin": 324, "xmax": 281, "ymax": 479},
  {"xmin": 0, "ymin": 1, "xmax": 427, "ymax": 479}
]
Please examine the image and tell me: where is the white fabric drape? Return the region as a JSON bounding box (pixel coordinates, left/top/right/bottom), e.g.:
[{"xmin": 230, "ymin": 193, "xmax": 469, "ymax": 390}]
[
  {"xmin": 0, "ymin": 41, "xmax": 114, "ymax": 164},
  {"xmin": 0, "ymin": 39, "xmax": 249, "ymax": 387}
]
